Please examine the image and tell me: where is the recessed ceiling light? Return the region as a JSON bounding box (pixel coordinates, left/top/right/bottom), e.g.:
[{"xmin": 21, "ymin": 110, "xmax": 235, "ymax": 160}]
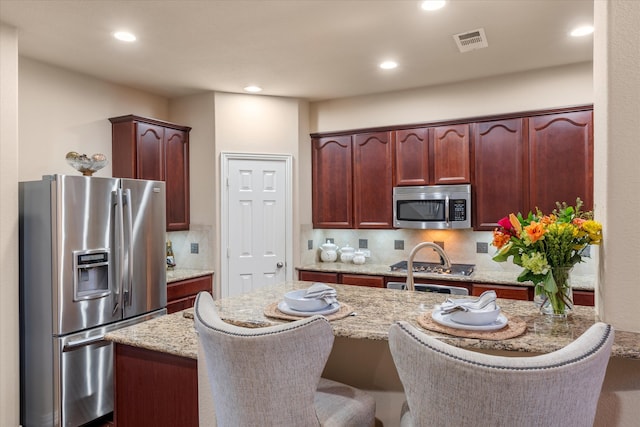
[
  {"xmin": 570, "ymin": 25, "xmax": 594, "ymax": 37},
  {"xmin": 379, "ymin": 61, "xmax": 398, "ymax": 70},
  {"xmin": 421, "ymin": 0, "xmax": 446, "ymax": 11},
  {"xmin": 244, "ymin": 85, "xmax": 262, "ymax": 93},
  {"xmin": 113, "ymin": 31, "xmax": 136, "ymax": 42}
]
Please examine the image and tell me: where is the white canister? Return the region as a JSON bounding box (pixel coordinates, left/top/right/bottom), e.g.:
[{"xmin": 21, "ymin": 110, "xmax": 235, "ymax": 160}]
[
  {"xmin": 339, "ymin": 244, "xmax": 355, "ymax": 263},
  {"xmin": 352, "ymin": 250, "xmax": 366, "ymax": 265}
]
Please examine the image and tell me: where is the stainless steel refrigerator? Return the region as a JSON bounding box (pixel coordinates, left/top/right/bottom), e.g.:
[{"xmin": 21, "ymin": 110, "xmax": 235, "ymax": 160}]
[{"xmin": 19, "ymin": 175, "xmax": 167, "ymax": 427}]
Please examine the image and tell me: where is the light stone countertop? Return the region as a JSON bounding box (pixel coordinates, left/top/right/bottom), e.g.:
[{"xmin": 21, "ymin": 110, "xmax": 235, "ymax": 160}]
[
  {"xmin": 297, "ymin": 263, "xmax": 595, "ymax": 291},
  {"xmin": 105, "ymin": 281, "xmax": 639, "ymax": 360},
  {"xmin": 166, "ymin": 268, "xmax": 215, "ymax": 283}
]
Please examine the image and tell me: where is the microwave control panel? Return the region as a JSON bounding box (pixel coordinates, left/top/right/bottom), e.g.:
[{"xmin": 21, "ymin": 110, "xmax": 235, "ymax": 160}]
[{"xmin": 451, "ymin": 199, "xmax": 467, "ymax": 221}]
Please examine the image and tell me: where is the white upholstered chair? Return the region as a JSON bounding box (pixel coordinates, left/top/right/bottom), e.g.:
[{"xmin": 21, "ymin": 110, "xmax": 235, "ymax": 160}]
[
  {"xmin": 193, "ymin": 291, "xmax": 376, "ymax": 427},
  {"xmin": 389, "ymin": 321, "xmax": 614, "ymax": 427}
]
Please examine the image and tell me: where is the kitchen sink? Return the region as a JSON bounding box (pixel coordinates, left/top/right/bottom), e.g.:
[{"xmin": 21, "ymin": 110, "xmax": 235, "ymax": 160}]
[{"xmin": 389, "ymin": 261, "xmax": 475, "ymax": 276}]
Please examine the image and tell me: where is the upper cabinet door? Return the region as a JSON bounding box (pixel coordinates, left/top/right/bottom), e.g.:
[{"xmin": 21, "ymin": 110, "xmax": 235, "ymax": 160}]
[
  {"xmin": 394, "ymin": 128, "xmax": 430, "ymax": 186},
  {"xmin": 164, "ymin": 128, "xmax": 190, "ymax": 231},
  {"xmin": 312, "ymin": 136, "xmax": 353, "ymax": 228},
  {"xmin": 353, "ymin": 131, "xmax": 393, "ymax": 229},
  {"xmin": 136, "ymin": 123, "xmax": 165, "ymax": 181},
  {"xmin": 473, "ymin": 119, "xmax": 527, "ymax": 230},
  {"xmin": 528, "ymin": 110, "xmax": 593, "ymax": 213},
  {"xmin": 432, "ymin": 124, "xmax": 471, "ymax": 184},
  {"xmin": 110, "ymin": 115, "xmax": 192, "ymax": 231}
]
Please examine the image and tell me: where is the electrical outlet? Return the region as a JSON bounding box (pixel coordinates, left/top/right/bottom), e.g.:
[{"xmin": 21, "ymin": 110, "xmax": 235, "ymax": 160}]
[
  {"xmin": 359, "ymin": 239, "xmax": 368, "ymax": 249},
  {"xmin": 476, "ymin": 242, "xmax": 489, "ymax": 254},
  {"xmin": 361, "ymin": 249, "xmax": 371, "ymax": 258},
  {"xmin": 434, "ymin": 241, "xmax": 444, "ymax": 249},
  {"xmin": 326, "ymin": 238, "xmax": 334, "ymax": 244},
  {"xmin": 394, "ymin": 240, "xmax": 404, "ymax": 250},
  {"xmin": 308, "ymin": 240, "xmax": 313, "ymax": 250},
  {"xmin": 190, "ymin": 243, "xmax": 199, "ymax": 254}
]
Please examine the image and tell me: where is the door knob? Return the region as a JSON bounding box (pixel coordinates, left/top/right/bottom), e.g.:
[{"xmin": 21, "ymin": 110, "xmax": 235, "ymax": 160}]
[{"xmin": 276, "ymin": 262, "xmax": 284, "ymax": 268}]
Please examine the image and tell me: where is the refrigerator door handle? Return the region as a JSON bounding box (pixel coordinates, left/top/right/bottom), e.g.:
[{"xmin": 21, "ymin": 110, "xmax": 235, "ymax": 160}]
[
  {"xmin": 63, "ymin": 334, "xmax": 106, "ymax": 351},
  {"xmin": 123, "ymin": 188, "xmax": 134, "ymax": 306},
  {"xmin": 112, "ymin": 189, "xmax": 125, "ymax": 316}
]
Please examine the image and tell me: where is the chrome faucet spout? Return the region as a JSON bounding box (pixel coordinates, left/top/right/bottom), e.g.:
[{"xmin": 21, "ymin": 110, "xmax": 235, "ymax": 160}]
[{"xmin": 406, "ymin": 242, "xmax": 452, "ymax": 291}]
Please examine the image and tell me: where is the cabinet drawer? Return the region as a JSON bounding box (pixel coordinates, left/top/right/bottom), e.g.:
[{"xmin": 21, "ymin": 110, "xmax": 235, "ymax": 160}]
[
  {"xmin": 298, "ymin": 270, "xmax": 339, "ymax": 284},
  {"xmin": 166, "ymin": 296, "xmax": 197, "ymax": 314},
  {"xmin": 341, "ymin": 274, "xmax": 385, "ymax": 288},
  {"xmin": 167, "ymin": 275, "xmax": 213, "ymax": 301},
  {"xmin": 472, "ymin": 283, "xmax": 531, "ymax": 301},
  {"xmin": 573, "ymin": 290, "xmax": 595, "ymax": 306}
]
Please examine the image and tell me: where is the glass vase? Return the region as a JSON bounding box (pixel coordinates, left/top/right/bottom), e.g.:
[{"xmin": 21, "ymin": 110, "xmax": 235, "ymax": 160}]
[{"xmin": 534, "ymin": 266, "xmax": 574, "ymax": 317}]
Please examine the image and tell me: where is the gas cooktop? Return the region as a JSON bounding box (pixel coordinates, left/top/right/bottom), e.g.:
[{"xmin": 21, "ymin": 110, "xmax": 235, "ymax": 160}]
[{"xmin": 389, "ymin": 261, "xmax": 475, "ymax": 276}]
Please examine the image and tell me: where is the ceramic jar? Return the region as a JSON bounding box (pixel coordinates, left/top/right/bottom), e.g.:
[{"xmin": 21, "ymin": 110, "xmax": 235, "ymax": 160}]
[
  {"xmin": 320, "ymin": 241, "xmax": 338, "ymax": 262},
  {"xmin": 352, "ymin": 250, "xmax": 366, "ymax": 265},
  {"xmin": 339, "ymin": 244, "xmax": 355, "ymax": 263}
]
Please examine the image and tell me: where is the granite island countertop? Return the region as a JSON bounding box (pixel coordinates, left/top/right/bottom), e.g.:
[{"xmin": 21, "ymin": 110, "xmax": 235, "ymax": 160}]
[
  {"xmin": 106, "ymin": 281, "xmax": 639, "ymax": 360},
  {"xmin": 297, "ymin": 263, "xmax": 595, "ymax": 291}
]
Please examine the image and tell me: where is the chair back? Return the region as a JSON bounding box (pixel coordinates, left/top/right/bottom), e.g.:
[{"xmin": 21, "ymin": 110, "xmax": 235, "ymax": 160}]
[
  {"xmin": 389, "ymin": 321, "xmax": 614, "ymax": 427},
  {"xmin": 194, "ymin": 291, "xmax": 334, "ymax": 427}
]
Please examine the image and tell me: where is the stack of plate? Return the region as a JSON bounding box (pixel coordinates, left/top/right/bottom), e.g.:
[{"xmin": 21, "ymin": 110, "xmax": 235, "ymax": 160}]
[
  {"xmin": 431, "ymin": 292, "xmax": 507, "ymax": 331},
  {"xmin": 278, "ymin": 288, "xmax": 340, "ymax": 317}
]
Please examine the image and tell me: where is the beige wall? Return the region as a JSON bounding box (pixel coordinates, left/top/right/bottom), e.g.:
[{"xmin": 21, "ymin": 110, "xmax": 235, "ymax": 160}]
[
  {"xmin": 18, "ymin": 58, "xmax": 169, "ymax": 182},
  {"xmin": 212, "ymin": 92, "xmax": 307, "ymax": 294},
  {"xmin": 594, "ymin": 0, "xmax": 640, "ymax": 333},
  {"xmin": 309, "ymin": 61, "xmax": 593, "ymax": 133},
  {"xmin": 0, "ymin": 22, "xmax": 20, "ymax": 427}
]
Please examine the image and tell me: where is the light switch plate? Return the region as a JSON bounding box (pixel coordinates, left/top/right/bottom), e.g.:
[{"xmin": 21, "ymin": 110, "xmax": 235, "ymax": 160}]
[
  {"xmin": 190, "ymin": 243, "xmax": 199, "ymax": 254},
  {"xmin": 476, "ymin": 242, "xmax": 489, "ymax": 254}
]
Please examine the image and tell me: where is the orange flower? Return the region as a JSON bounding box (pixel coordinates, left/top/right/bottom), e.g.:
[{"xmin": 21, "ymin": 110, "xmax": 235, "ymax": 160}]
[
  {"xmin": 572, "ymin": 217, "xmax": 586, "ymax": 228},
  {"xmin": 509, "ymin": 213, "xmax": 522, "ymax": 238},
  {"xmin": 524, "ymin": 221, "xmax": 545, "ymax": 243},
  {"xmin": 540, "ymin": 215, "xmax": 556, "ymax": 226},
  {"xmin": 492, "ymin": 229, "xmax": 511, "ymax": 249}
]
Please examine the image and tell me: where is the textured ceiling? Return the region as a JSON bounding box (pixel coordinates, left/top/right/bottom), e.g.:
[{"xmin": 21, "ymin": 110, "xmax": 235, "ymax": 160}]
[{"xmin": 0, "ymin": 0, "xmax": 594, "ymax": 100}]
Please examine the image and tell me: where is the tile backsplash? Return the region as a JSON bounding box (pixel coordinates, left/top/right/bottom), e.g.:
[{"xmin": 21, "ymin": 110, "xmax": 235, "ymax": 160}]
[
  {"xmin": 301, "ymin": 227, "xmax": 597, "ymax": 276},
  {"xmin": 167, "ymin": 224, "xmax": 214, "ymax": 270}
]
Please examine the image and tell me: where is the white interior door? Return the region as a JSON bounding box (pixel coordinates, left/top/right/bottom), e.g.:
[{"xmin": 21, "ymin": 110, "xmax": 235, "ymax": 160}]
[{"xmin": 221, "ymin": 153, "xmax": 292, "ymax": 297}]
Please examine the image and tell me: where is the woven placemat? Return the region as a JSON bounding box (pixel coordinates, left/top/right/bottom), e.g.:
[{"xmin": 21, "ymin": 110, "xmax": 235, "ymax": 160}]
[
  {"xmin": 417, "ymin": 311, "xmax": 527, "ymax": 340},
  {"xmin": 264, "ymin": 302, "xmax": 355, "ymax": 321}
]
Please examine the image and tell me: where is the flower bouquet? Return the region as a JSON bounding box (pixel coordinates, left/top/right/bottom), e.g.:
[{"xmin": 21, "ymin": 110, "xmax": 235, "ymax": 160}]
[{"xmin": 492, "ymin": 199, "xmax": 602, "ymax": 316}]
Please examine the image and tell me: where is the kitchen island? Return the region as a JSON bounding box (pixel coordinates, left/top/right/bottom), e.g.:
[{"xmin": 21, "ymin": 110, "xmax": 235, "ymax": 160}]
[{"xmin": 106, "ymin": 281, "xmax": 640, "ymax": 427}]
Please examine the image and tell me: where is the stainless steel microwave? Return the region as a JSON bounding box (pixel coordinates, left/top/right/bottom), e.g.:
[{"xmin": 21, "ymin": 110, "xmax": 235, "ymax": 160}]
[{"xmin": 393, "ymin": 184, "xmax": 471, "ymax": 229}]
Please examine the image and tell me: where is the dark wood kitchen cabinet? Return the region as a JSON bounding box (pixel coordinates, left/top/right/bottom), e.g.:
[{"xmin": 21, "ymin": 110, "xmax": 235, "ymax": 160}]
[
  {"xmin": 312, "ymin": 132, "xmax": 393, "ymax": 229},
  {"xmin": 353, "ymin": 131, "xmax": 393, "ymax": 228},
  {"xmin": 110, "ymin": 115, "xmax": 191, "ymax": 231},
  {"xmin": 394, "ymin": 125, "xmax": 470, "ymax": 186},
  {"xmin": 432, "ymin": 124, "xmax": 471, "ymax": 184},
  {"xmin": 394, "ymin": 127, "xmax": 430, "ymax": 186},
  {"xmin": 312, "ymin": 135, "xmax": 353, "ymax": 228},
  {"xmin": 528, "ymin": 110, "xmax": 593, "ymax": 214},
  {"xmin": 473, "ymin": 118, "xmax": 527, "ymax": 230},
  {"xmin": 166, "ymin": 274, "xmax": 213, "ymax": 314},
  {"xmin": 114, "ymin": 344, "xmax": 198, "ymax": 427},
  {"xmin": 473, "ymin": 109, "xmax": 593, "ymax": 230}
]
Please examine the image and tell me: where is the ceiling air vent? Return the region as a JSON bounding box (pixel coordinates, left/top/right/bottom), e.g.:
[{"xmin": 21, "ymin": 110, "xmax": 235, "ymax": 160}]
[{"xmin": 453, "ymin": 28, "xmax": 488, "ymax": 53}]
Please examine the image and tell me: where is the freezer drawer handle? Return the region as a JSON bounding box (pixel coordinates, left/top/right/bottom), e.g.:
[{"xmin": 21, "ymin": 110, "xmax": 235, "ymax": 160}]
[{"xmin": 63, "ymin": 335, "xmax": 106, "ymax": 351}]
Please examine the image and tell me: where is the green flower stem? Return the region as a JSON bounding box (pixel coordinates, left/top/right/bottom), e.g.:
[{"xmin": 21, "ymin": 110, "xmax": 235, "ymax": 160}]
[{"xmin": 545, "ymin": 266, "xmax": 573, "ymax": 315}]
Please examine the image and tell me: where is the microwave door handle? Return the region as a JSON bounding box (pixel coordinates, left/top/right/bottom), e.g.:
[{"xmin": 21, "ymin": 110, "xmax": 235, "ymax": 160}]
[
  {"xmin": 445, "ymin": 195, "xmax": 450, "ymax": 227},
  {"xmin": 112, "ymin": 189, "xmax": 124, "ymax": 316},
  {"xmin": 123, "ymin": 188, "xmax": 134, "ymax": 306}
]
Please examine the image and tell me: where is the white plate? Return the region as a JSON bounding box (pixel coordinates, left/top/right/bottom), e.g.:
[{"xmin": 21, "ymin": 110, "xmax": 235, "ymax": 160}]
[
  {"xmin": 431, "ymin": 310, "xmax": 508, "ymax": 331},
  {"xmin": 277, "ymin": 300, "xmax": 340, "ymax": 317}
]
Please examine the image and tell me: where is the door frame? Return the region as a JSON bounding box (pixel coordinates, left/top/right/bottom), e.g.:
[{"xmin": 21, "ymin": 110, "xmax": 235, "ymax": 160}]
[{"xmin": 220, "ymin": 152, "xmax": 294, "ymax": 298}]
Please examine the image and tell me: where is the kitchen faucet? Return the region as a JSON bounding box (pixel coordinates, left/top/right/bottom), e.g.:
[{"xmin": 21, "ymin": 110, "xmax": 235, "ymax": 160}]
[{"xmin": 406, "ymin": 242, "xmax": 452, "ymax": 291}]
